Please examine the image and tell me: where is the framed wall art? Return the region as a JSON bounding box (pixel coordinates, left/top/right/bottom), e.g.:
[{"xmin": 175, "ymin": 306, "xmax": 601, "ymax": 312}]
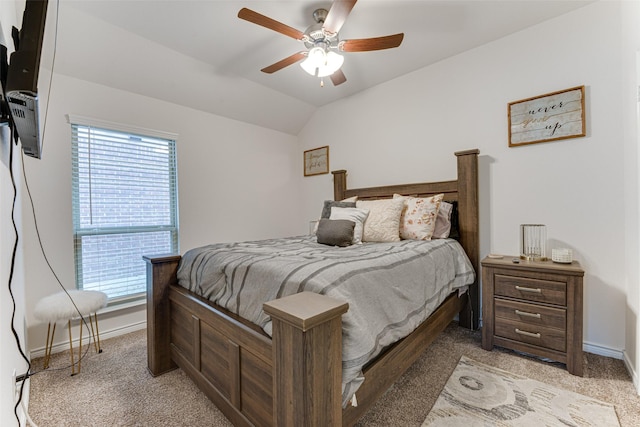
[
  {"xmin": 508, "ymin": 85, "xmax": 585, "ymax": 147},
  {"xmin": 304, "ymin": 146, "xmax": 329, "ymax": 176}
]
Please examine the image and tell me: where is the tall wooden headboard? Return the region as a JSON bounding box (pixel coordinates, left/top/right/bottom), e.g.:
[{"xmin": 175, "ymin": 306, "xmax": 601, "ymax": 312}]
[{"xmin": 331, "ymin": 149, "xmax": 480, "ymax": 330}]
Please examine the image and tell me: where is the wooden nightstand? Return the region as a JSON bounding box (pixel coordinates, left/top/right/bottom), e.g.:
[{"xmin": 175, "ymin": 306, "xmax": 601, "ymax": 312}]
[{"xmin": 481, "ymin": 256, "xmax": 584, "ymax": 376}]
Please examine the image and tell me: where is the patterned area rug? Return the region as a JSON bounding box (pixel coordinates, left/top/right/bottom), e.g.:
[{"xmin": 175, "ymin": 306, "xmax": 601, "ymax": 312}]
[{"xmin": 423, "ymin": 356, "xmax": 620, "ymax": 426}]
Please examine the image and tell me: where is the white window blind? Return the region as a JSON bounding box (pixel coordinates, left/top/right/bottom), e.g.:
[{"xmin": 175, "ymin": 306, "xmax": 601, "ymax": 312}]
[{"xmin": 71, "ymin": 120, "xmax": 178, "ymax": 303}]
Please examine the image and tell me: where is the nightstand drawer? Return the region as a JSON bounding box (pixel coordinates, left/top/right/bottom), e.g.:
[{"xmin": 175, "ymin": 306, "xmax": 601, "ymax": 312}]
[
  {"xmin": 495, "ymin": 299, "xmax": 566, "ymax": 330},
  {"xmin": 494, "ymin": 318, "xmax": 566, "ymax": 352},
  {"xmin": 495, "ymin": 274, "xmax": 566, "ymax": 305}
]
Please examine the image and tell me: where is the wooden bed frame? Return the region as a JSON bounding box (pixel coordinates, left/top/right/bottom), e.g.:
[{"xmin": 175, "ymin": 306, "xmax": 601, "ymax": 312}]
[{"xmin": 144, "ymin": 149, "xmax": 480, "ymax": 427}]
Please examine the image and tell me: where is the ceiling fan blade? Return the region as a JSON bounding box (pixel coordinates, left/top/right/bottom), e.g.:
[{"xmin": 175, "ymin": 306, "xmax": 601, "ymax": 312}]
[
  {"xmin": 340, "ymin": 33, "xmax": 405, "ymax": 52},
  {"xmin": 261, "ymin": 52, "xmax": 307, "ymax": 74},
  {"xmin": 330, "ymin": 69, "xmax": 347, "ymax": 86},
  {"xmin": 238, "ymin": 8, "xmax": 304, "ymax": 40},
  {"xmin": 323, "ymin": 0, "xmax": 358, "ymax": 35}
]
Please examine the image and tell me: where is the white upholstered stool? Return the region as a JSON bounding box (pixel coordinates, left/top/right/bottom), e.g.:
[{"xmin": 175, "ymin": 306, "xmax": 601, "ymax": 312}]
[{"xmin": 34, "ymin": 290, "xmax": 107, "ymax": 375}]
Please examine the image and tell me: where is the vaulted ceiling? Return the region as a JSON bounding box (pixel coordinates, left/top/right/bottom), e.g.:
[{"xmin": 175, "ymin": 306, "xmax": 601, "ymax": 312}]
[{"xmin": 48, "ymin": 1, "xmax": 593, "ymax": 134}]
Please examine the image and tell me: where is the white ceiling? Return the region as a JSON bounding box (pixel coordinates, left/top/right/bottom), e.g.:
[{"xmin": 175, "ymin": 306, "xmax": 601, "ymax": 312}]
[{"xmin": 49, "ymin": 1, "xmax": 593, "ymax": 134}]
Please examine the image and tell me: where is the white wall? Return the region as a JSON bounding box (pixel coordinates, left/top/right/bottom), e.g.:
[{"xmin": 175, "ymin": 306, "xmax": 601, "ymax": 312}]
[
  {"xmin": 22, "ymin": 73, "xmax": 302, "ymax": 357},
  {"xmin": 300, "ymin": 1, "xmax": 634, "ymax": 363}
]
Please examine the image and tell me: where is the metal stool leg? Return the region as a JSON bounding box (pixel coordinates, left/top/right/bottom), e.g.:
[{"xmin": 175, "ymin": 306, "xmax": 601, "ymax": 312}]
[
  {"xmin": 77, "ymin": 319, "xmax": 83, "ymax": 374},
  {"xmin": 89, "ymin": 314, "xmax": 97, "ymax": 352},
  {"xmin": 89, "ymin": 313, "xmax": 102, "ymax": 353},
  {"xmin": 68, "ymin": 320, "xmax": 76, "ymax": 376},
  {"xmin": 93, "ymin": 313, "xmax": 103, "ymax": 353},
  {"xmin": 43, "ymin": 322, "xmax": 56, "ymax": 370}
]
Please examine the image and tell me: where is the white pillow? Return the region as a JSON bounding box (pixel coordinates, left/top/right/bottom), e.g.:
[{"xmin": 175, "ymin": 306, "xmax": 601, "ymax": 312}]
[
  {"xmin": 393, "ymin": 193, "xmax": 444, "ymax": 240},
  {"xmin": 330, "ymin": 207, "xmax": 370, "ymax": 244},
  {"xmin": 355, "ymin": 198, "xmax": 405, "ymax": 242}
]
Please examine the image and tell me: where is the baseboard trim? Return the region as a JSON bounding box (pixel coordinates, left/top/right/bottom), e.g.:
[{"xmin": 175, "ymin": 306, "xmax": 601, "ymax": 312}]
[
  {"xmin": 29, "ymin": 321, "xmax": 147, "ymax": 359},
  {"xmin": 583, "ymin": 341, "xmax": 624, "ymax": 360},
  {"xmin": 623, "ymin": 350, "xmax": 640, "ymax": 395},
  {"xmin": 582, "ymin": 341, "xmax": 640, "ymax": 394}
]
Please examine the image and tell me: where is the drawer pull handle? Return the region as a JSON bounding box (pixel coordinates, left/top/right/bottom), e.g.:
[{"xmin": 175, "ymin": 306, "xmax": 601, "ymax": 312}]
[
  {"xmin": 515, "ymin": 310, "xmax": 541, "ymax": 319},
  {"xmin": 515, "ymin": 285, "xmax": 542, "ymax": 293},
  {"xmin": 515, "ymin": 328, "xmax": 541, "ymax": 338}
]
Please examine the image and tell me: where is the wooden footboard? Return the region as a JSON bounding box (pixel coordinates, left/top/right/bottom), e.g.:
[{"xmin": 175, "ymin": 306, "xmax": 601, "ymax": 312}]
[
  {"xmin": 145, "ymin": 254, "xmax": 463, "ymax": 426},
  {"xmin": 145, "ymin": 254, "xmax": 349, "ymax": 426}
]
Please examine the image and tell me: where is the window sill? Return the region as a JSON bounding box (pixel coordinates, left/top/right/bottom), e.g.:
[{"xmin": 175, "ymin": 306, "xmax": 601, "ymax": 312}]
[{"xmin": 100, "ymin": 298, "xmax": 146, "ymax": 315}]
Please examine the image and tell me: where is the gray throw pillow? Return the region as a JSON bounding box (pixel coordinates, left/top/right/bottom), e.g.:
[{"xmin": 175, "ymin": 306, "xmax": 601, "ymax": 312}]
[
  {"xmin": 321, "ymin": 200, "xmax": 357, "ymax": 219},
  {"xmin": 316, "ymin": 219, "xmax": 355, "ymax": 247}
]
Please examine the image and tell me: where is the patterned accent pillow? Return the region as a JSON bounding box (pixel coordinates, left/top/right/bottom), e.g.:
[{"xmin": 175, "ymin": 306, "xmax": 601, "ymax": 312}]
[
  {"xmin": 432, "ymin": 201, "xmax": 453, "ymax": 239},
  {"xmin": 355, "ymin": 198, "xmax": 405, "ymax": 242},
  {"xmin": 393, "ymin": 193, "xmax": 444, "ymax": 240},
  {"xmin": 329, "ymin": 207, "xmax": 370, "ymax": 244}
]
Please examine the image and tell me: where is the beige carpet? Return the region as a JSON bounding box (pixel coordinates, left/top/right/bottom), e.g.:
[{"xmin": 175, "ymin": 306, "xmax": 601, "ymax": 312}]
[
  {"xmin": 423, "ymin": 356, "xmax": 620, "ymax": 426},
  {"xmin": 27, "ymin": 323, "xmax": 640, "ymax": 426}
]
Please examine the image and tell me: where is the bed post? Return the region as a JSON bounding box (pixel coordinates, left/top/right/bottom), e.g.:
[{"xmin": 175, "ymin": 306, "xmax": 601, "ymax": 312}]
[
  {"xmin": 332, "ymin": 169, "xmax": 347, "ymax": 201},
  {"xmin": 454, "ymin": 149, "xmax": 480, "ymax": 330},
  {"xmin": 143, "ymin": 254, "xmax": 181, "ymax": 376},
  {"xmin": 264, "ymin": 292, "xmax": 349, "ymax": 427}
]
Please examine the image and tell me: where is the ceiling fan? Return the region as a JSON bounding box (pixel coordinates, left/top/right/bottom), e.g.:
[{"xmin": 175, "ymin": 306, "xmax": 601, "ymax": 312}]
[{"xmin": 237, "ymin": 0, "xmax": 404, "ymax": 87}]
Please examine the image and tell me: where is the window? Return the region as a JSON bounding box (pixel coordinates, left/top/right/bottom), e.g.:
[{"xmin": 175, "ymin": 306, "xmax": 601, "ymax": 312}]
[{"xmin": 70, "ymin": 116, "xmax": 178, "ymax": 303}]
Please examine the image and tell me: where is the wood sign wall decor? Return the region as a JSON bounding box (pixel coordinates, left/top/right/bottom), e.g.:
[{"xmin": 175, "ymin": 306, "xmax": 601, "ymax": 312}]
[
  {"xmin": 508, "ymin": 86, "xmax": 585, "ymax": 147},
  {"xmin": 304, "ymin": 145, "xmax": 329, "ymax": 176}
]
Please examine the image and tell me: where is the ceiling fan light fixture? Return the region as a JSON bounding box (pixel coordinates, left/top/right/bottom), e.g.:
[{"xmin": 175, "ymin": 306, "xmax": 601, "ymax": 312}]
[
  {"xmin": 300, "ymin": 56, "xmax": 318, "ymax": 76},
  {"xmin": 300, "ymin": 46, "xmax": 326, "ymax": 76},
  {"xmin": 324, "ymin": 51, "xmax": 344, "ymax": 75},
  {"xmin": 300, "ymin": 47, "xmax": 344, "ymax": 77},
  {"xmin": 309, "ymin": 45, "xmax": 327, "ymax": 62}
]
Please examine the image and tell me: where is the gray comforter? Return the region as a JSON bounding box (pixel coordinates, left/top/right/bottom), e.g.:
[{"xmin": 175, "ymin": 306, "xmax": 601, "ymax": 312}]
[{"xmin": 177, "ymin": 235, "xmax": 475, "ymax": 405}]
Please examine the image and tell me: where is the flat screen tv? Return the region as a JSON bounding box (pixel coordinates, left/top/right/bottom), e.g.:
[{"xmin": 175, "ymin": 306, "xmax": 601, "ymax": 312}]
[{"xmin": 5, "ymin": 0, "xmax": 48, "ymax": 159}]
